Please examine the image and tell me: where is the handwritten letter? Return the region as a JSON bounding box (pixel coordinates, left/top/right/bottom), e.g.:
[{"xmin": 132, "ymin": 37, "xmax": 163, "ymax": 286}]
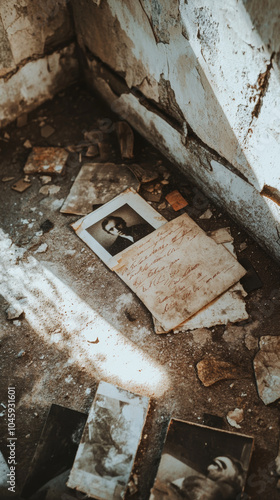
[{"xmin": 113, "ymin": 214, "xmax": 246, "ymax": 331}]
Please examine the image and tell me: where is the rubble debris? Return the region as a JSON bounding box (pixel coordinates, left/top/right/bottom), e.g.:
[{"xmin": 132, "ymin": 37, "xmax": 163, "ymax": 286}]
[
  {"xmin": 11, "ymin": 178, "xmax": 31, "ymax": 193},
  {"xmin": 208, "ymin": 227, "xmax": 233, "ymax": 244},
  {"xmin": 199, "ymin": 208, "xmax": 213, "ymax": 219},
  {"xmin": 39, "ymin": 184, "xmax": 61, "ymax": 196},
  {"xmin": 67, "ymin": 381, "xmax": 149, "ymax": 500},
  {"xmin": 24, "ymin": 147, "xmax": 68, "ymax": 175},
  {"xmin": 16, "ymin": 349, "xmax": 25, "ymax": 358},
  {"xmin": 142, "ymin": 182, "xmax": 162, "ymax": 202},
  {"xmin": 4, "ymin": 132, "xmax": 10, "ymax": 140},
  {"xmin": 23, "ymin": 175, "xmax": 31, "ymax": 183},
  {"xmin": 2, "ymin": 176, "xmax": 14, "ymax": 182},
  {"xmin": 239, "ymin": 242, "xmax": 248, "ymax": 251},
  {"xmin": 73, "ymin": 189, "xmax": 246, "ymax": 332},
  {"xmin": 128, "ymin": 163, "xmax": 159, "ymax": 183},
  {"xmin": 245, "ymin": 331, "xmax": 259, "ymax": 351},
  {"xmin": 226, "ymin": 408, "xmax": 244, "ymax": 429},
  {"xmin": 23, "ymin": 139, "xmax": 32, "ymax": 149},
  {"xmin": 150, "ymin": 418, "xmax": 253, "ymax": 500},
  {"xmin": 196, "ymin": 357, "xmax": 239, "ymax": 387},
  {"xmin": 61, "ymin": 163, "xmax": 140, "ymax": 215},
  {"xmin": 116, "ymin": 120, "xmax": 134, "ymax": 159},
  {"xmin": 158, "ymin": 201, "xmax": 167, "ymax": 210},
  {"xmin": 165, "ymin": 190, "xmax": 188, "ymax": 211},
  {"xmin": 6, "ymin": 304, "xmax": 23, "ymax": 320},
  {"xmin": 40, "ymin": 124, "xmax": 55, "ymax": 138},
  {"xmin": 34, "ymin": 243, "xmax": 48, "ymax": 254},
  {"xmin": 40, "ymin": 219, "xmax": 54, "ymax": 233},
  {"xmin": 17, "ymin": 113, "xmax": 28, "ymax": 128},
  {"xmin": 85, "ymin": 144, "xmax": 99, "ymax": 157},
  {"xmin": 239, "ymin": 257, "xmax": 263, "ymax": 293},
  {"xmin": 40, "ymin": 176, "xmax": 52, "ymax": 185},
  {"xmin": 21, "ymin": 404, "xmax": 87, "ymax": 499},
  {"xmin": 253, "ymin": 335, "xmax": 280, "ymax": 405}
]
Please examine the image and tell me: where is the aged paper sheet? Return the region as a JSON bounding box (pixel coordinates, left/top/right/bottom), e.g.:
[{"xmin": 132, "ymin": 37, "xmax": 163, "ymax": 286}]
[{"xmin": 113, "ymin": 214, "xmax": 246, "ymax": 331}]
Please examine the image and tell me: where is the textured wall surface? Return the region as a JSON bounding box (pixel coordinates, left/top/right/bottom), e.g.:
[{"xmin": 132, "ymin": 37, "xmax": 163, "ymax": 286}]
[
  {"xmin": 0, "ymin": 0, "xmax": 79, "ymax": 126},
  {"xmin": 71, "ymin": 0, "xmax": 280, "ymax": 262}
]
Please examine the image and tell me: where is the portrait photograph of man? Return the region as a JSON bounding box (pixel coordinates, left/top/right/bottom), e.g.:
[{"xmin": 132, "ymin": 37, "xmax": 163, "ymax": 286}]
[{"xmin": 86, "ymin": 203, "xmax": 155, "ymax": 256}]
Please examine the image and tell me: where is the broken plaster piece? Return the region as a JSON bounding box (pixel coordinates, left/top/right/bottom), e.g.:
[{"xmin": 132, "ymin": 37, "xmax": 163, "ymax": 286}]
[
  {"xmin": 24, "ymin": 147, "xmax": 68, "ymax": 175},
  {"xmin": 253, "ymin": 335, "xmax": 280, "ymax": 405},
  {"xmin": 199, "ymin": 209, "xmax": 213, "ymax": 219},
  {"xmin": 6, "ymin": 304, "xmax": 23, "ymax": 320},
  {"xmin": 196, "ymin": 357, "xmax": 239, "ymax": 387},
  {"xmin": 39, "ymin": 185, "xmax": 60, "ymax": 196},
  {"xmin": 61, "ymin": 163, "xmax": 140, "ymax": 215},
  {"xmin": 226, "ymin": 408, "xmax": 244, "ymax": 429},
  {"xmin": 23, "ymin": 140, "xmax": 32, "ymax": 149},
  {"xmin": 34, "ymin": 243, "xmax": 48, "ymax": 254},
  {"xmin": 40, "ymin": 176, "xmax": 52, "ymax": 185}
]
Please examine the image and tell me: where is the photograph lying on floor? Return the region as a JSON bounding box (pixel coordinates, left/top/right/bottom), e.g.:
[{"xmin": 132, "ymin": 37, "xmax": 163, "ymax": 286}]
[
  {"xmin": 67, "ymin": 381, "xmax": 149, "ymax": 500},
  {"xmin": 71, "ymin": 188, "xmax": 167, "ymax": 266},
  {"xmin": 150, "ymin": 418, "xmax": 254, "ymax": 500},
  {"xmin": 72, "ymin": 188, "xmax": 246, "ymax": 331}
]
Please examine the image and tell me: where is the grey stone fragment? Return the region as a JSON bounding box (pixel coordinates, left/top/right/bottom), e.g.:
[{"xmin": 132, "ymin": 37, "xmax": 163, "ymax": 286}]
[
  {"xmin": 6, "ymin": 304, "xmax": 23, "ymax": 320},
  {"xmin": 254, "ymin": 336, "xmax": 280, "ymax": 405}
]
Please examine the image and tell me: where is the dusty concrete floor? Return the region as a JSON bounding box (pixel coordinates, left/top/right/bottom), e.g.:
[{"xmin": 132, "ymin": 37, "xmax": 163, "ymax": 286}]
[{"xmin": 0, "ymin": 83, "xmax": 280, "ymax": 500}]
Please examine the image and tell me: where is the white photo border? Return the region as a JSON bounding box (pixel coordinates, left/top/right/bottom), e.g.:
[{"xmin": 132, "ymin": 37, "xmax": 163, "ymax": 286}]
[{"xmin": 71, "ymin": 188, "xmax": 167, "ymax": 268}]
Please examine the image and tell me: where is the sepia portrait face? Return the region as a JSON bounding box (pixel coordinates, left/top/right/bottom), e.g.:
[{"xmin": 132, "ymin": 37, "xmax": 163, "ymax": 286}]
[{"xmin": 86, "ymin": 204, "xmax": 155, "ymax": 256}]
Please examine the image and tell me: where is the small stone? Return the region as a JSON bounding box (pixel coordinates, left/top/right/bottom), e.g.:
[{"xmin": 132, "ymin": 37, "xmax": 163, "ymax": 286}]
[
  {"xmin": 6, "ymin": 304, "xmax": 23, "ymax": 320},
  {"xmin": 4, "ymin": 132, "xmax": 10, "ymax": 140},
  {"xmin": 2, "ymin": 176, "xmax": 14, "ymax": 182},
  {"xmin": 40, "ymin": 176, "xmax": 52, "ymax": 185},
  {"xmin": 16, "ymin": 350, "xmax": 25, "ymax": 358},
  {"xmin": 196, "ymin": 357, "xmax": 239, "ymax": 386},
  {"xmin": 25, "ymin": 434, "xmax": 30, "ymax": 438},
  {"xmin": 40, "ymin": 125, "xmax": 55, "ymax": 138},
  {"xmin": 39, "ymin": 185, "xmax": 50, "ymax": 195},
  {"xmin": 13, "ymin": 320, "xmax": 22, "ymax": 327},
  {"xmin": 48, "ymin": 185, "xmax": 60, "ymax": 195},
  {"xmin": 226, "ymin": 408, "xmax": 244, "ymax": 428},
  {"xmin": 245, "ymin": 332, "xmax": 259, "ymax": 351},
  {"xmin": 199, "ymin": 209, "xmax": 213, "ymax": 219},
  {"xmin": 34, "ymin": 243, "xmax": 48, "ymax": 254},
  {"xmin": 23, "ymin": 140, "xmax": 32, "ymax": 149},
  {"xmin": 240, "ymin": 242, "xmax": 248, "ymax": 251},
  {"xmin": 158, "ymin": 201, "xmax": 167, "ymax": 210}
]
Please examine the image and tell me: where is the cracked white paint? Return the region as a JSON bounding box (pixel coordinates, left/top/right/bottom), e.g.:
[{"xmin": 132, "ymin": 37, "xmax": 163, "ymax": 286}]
[{"xmin": 76, "ymin": 0, "xmax": 280, "ymax": 260}]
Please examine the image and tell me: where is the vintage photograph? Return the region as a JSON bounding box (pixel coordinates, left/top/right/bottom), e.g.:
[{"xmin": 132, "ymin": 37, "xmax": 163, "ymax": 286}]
[
  {"xmin": 67, "ymin": 381, "xmax": 149, "ymax": 500},
  {"xmin": 86, "ymin": 203, "xmax": 155, "ymax": 256},
  {"xmin": 71, "ymin": 188, "xmax": 167, "ymax": 267},
  {"xmin": 150, "ymin": 418, "xmax": 253, "ymax": 500}
]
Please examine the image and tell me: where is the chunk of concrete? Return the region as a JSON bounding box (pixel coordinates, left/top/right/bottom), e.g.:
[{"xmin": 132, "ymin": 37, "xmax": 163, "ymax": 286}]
[
  {"xmin": 254, "ymin": 336, "xmax": 280, "ymax": 405},
  {"xmin": 196, "ymin": 357, "xmax": 239, "ymax": 387},
  {"xmin": 227, "ymin": 408, "xmax": 244, "ymax": 429}
]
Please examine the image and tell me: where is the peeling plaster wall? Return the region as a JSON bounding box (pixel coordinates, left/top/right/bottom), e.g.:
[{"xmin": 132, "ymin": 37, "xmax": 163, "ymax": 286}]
[
  {"xmin": 0, "ymin": 0, "xmax": 79, "ymax": 126},
  {"xmin": 71, "ymin": 0, "xmax": 280, "ymax": 262}
]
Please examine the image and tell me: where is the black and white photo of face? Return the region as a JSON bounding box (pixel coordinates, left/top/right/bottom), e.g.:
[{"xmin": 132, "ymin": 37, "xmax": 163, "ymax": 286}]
[
  {"xmin": 103, "ymin": 217, "xmax": 127, "ymax": 237},
  {"xmin": 207, "ymin": 456, "xmax": 241, "ymax": 484}
]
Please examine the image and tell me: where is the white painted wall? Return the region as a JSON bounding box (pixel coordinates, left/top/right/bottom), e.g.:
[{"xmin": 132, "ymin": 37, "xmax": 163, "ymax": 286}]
[
  {"xmin": 0, "ymin": 0, "xmax": 79, "ymax": 126},
  {"xmin": 71, "ymin": 0, "xmax": 280, "ymax": 261}
]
